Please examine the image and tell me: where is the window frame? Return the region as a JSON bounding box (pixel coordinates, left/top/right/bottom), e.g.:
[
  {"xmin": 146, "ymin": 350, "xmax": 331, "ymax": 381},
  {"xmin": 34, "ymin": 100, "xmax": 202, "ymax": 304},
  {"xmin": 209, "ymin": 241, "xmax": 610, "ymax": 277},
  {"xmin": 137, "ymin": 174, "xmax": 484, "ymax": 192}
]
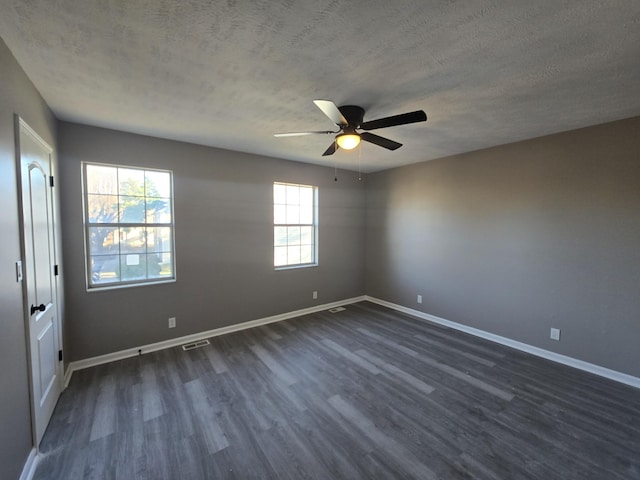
[
  {"xmin": 82, "ymin": 162, "xmax": 177, "ymax": 291},
  {"xmin": 273, "ymin": 182, "xmax": 318, "ymax": 270}
]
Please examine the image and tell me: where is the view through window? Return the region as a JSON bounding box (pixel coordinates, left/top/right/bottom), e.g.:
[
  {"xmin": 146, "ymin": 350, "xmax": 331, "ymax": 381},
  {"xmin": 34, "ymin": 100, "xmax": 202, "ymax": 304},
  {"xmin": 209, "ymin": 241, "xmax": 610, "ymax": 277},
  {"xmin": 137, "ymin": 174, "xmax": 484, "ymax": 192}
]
[
  {"xmin": 274, "ymin": 182, "xmax": 317, "ymax": 268},
  {"xmin": 83, "ymin": 163, "xmax": 175, "ymax": 288}
]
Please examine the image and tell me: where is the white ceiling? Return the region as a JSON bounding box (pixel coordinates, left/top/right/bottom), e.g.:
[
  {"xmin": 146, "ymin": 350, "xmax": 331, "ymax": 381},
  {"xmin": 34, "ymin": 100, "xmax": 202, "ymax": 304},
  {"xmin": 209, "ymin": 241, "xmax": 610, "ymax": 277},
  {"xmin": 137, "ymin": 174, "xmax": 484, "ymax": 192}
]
[{"xmin": 1, "ymin": 0, "xmax": 640, "ymax": 172}]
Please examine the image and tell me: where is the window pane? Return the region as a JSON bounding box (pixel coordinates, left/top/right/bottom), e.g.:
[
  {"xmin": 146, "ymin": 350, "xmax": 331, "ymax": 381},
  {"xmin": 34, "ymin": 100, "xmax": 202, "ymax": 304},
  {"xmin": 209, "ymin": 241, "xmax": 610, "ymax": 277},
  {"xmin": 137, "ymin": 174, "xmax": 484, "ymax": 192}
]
[
  {"xmin": 274, "ymin": 204, "xmax": 286, "ymax": 224},
  {"xmin": 119, "ymin": 196, "xmax": 146, "ymax": 223},
  {"xmin": 299, "ymin": 203, "xmax": 313, "ymax": 224},
  {"xmin": 300, "ymin": 226, "xmax": 313, "ymax": 245},
  {"xmin": 274, "ymin": 226, "xmax": 288, "ymax": 246},
  {"xmin": 86, "ymin": 165, "xmax": 117, "ymax": 194},
  {"xmin": 146, "ymin": 197, "xmax": 171, "ymax": 223},
  {"xmin": 286, "ymin": 185, "xmax": 299, "ymax": 205},
  {"xmin": 288, "ymin": 245, "xmax": 301, "ymax": 264},
  {"xmin": 287, "ymin": 226, "xmax": 300, "ymax": 245},
  {"xmin": 120, "ymin": 227, "xmax": 146, "ymax": 254},
  {"xmin": 119, "ymin": 168, "xmax": 145, "ymax": 196},
  {"xmin": 91, "ymin": 255, "xmax": 120, "ymax": 284},
  {"xmin": 274, "ymin": 246, "xmax": 287, "ymax": 266},
  {"xmin": 89, "ymin": 227, "xmax": 119, "ymax": 255},
  {"xmin": 300, "ymin": 245, "xmax": 313, "ymax": 263},
  {"xmin": 120, "ymin": 254, "xmax": 147, "ymax": 282},
  {"xmin": 145, "ymin": 253, "xmax": 163, "ymax": 278},
  {"xmin": 87, "ymin": 194, "xmax": 118, "ymax": 223},
  {"xmin": 286, "ymin": 205, "xmax": 300, "ymax": 224},
  {"xmin": 299, "ymin": 186, "xmax": 313, "ymax": 207},
  {"xmin": 273, "ymin": 184, "xmax": 286, "ymax": 204},
  {"xmin": 145, "ymin": 171, "xmax": 171, "ymax": 198},
  {"xmin": 147, "ymin": 227, "xmax": 172, "ymax": 252},
  {"xmin": 151, "ymin": 252, "xmax": 173, "ymax": 278}
]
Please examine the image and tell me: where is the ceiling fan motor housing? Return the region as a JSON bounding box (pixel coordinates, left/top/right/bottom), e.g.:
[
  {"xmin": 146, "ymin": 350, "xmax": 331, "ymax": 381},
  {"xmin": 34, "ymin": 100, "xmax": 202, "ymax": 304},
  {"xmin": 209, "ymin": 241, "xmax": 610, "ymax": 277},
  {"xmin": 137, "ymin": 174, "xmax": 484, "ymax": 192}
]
[{"xmin": 338, "ymin": 105, "xmax": 365, "ymax": 128}]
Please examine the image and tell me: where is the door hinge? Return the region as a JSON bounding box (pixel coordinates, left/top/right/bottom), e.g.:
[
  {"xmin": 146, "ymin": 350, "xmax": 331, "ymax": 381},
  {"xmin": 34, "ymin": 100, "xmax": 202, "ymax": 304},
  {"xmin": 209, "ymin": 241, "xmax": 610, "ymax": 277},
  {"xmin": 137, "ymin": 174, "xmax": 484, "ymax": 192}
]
[
  {"xmin": 54, "ymin": 265, "xmax": 59, "ymax": 276},
  {"xmin": 58, "ymin": 350, "xmax": 63, "ymax": 362},
  {"xmin": 50, "ymin": 175, "xmax": 54, "ymax": 187}
]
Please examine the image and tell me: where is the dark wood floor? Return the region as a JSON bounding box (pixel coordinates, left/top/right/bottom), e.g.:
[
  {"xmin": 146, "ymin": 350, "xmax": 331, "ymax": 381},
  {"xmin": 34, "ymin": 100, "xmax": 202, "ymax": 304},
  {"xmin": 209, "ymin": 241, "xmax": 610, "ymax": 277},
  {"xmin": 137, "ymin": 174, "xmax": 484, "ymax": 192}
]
[{"xmin": 36, "ymin": 301, "xmax": 640, "ymax": 479}]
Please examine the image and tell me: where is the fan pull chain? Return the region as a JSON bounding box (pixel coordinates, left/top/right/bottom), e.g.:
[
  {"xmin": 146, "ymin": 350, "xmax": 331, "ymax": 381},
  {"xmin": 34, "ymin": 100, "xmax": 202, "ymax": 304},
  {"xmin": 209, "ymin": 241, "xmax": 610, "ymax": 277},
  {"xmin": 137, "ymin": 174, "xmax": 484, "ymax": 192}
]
[{"xmin": 358, "ymin": 142, "xmax": 362, "ymax": 181}]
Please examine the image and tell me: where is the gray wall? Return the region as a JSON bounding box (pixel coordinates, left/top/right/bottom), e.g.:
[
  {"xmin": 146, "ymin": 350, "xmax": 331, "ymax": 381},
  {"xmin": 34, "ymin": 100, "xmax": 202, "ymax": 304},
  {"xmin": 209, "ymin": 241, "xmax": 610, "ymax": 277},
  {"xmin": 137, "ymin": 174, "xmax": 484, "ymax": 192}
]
[
  {"xmin": 58, "ymin": 122, "xmax": 366, "ymax": 361},
  {"xmin": 0, "ymin": 39, "xmax": 59, "ymax": 479},
  {"xmin": 366, "ymin": 116, "xmax": 640, "ymax": 377}
]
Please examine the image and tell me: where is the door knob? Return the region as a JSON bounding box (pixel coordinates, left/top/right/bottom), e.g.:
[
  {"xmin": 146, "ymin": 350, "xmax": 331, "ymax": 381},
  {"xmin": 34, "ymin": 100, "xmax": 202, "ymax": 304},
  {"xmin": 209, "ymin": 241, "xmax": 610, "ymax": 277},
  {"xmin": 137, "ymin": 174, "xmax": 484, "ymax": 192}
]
[{"xmin": 30, "ymin": 304, "xmax": 46, "ymax": 315}]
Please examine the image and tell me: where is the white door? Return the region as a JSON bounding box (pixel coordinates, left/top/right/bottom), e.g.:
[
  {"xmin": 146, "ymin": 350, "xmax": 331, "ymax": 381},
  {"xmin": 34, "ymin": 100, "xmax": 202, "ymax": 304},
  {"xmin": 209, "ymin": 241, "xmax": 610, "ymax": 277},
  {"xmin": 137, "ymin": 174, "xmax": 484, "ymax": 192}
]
[{"xmin": 17, "ymin": 117, "xmax": 63, "ymax": 446}]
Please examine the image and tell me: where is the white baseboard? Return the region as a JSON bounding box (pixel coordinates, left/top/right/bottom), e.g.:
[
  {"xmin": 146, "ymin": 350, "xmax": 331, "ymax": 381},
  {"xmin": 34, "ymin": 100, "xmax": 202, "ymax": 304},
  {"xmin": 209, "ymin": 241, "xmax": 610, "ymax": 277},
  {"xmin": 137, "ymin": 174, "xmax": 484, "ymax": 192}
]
[
  {"xmin": 64, "ymin": 296, "xmax": 367, "ymax": 387},
  {"xmin": 365, "ymin": 296, "xmax": 640, "ymax": 389},
  {"xmin": 19, "ymin": 448, "xmax": 38, "ymax": 480}
]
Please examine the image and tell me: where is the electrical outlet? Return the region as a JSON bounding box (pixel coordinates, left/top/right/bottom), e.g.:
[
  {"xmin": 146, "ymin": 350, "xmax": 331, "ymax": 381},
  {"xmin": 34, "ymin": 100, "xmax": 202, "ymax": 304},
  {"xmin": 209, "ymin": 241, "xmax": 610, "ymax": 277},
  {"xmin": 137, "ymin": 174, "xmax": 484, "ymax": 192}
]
[
  {"xmin": 313, "ymin": 291, "xmax": 318, "ymax": 300},
  {"xmin": 168, "ymin": 317, "xmax": 176, "ymax": 328},
  {"xmin": 550, "ymin": 327, "xmax": 560, "ymax": 341},
  {"xmin": 417, "ymin": 294, "xmax": 422, "ymax": 304}
]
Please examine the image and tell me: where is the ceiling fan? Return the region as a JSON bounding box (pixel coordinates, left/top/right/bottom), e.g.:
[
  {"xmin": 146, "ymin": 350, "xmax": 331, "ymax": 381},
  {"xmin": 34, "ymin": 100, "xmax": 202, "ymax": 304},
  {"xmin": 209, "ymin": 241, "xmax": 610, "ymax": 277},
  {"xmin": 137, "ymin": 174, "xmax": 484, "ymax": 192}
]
[{"xmin": 274, "ymin": 100, "xmax": 427, "ymax": 156}]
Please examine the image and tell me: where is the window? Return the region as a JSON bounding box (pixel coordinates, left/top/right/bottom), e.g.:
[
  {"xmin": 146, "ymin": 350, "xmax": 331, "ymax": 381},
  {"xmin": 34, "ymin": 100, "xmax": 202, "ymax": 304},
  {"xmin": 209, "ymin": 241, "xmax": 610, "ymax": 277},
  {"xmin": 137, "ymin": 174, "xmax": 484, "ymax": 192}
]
[
  {"xmin": 83, "ymin": 163, "xmax": 175, "ymax": 289},
  {"xmin": 274, "ymin": 182, "xmax": 317, "ymax": 268}
]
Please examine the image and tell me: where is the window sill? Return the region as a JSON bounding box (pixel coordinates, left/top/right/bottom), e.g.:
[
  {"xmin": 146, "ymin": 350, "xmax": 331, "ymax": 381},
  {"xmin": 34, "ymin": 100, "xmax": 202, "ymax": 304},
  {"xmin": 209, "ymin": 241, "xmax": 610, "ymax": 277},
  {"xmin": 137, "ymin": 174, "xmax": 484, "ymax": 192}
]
[
  {"xmin": 275, "ymin": 263, "xmax": 318, "ymax": 271},
  {"xmin": 86, "ymin": 278, "xmax": 176, "ymax": 292}
]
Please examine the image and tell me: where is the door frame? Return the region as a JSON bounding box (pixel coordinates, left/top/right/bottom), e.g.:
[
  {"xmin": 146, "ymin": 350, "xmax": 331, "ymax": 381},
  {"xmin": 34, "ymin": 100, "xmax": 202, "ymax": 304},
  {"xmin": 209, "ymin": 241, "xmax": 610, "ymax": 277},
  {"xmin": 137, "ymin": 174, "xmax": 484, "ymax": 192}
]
[{"xmin": 14, "ymin": 114, "xmax": 64, "ymax": 449}]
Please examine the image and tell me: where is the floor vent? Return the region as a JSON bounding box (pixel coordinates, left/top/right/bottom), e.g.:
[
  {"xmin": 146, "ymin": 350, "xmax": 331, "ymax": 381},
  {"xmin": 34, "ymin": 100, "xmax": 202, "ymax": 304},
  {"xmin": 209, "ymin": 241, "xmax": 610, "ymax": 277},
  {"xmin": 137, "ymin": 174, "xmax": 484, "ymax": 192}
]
[
  {"xmin": 182, "ymin": 339, "xmax": 210, "ymax": 351},
  {"xmin": 329, "ymin": 307, "xmax": 346, "ymax": 313}
]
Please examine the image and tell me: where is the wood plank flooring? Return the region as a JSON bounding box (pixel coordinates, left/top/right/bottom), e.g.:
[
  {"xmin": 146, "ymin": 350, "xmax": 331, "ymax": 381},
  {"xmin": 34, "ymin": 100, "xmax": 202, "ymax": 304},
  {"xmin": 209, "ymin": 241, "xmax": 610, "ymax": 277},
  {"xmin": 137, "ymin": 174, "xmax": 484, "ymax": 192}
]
[{"xmin": 35, "ymin": 301, "xmax": 640, "ymax": 479}]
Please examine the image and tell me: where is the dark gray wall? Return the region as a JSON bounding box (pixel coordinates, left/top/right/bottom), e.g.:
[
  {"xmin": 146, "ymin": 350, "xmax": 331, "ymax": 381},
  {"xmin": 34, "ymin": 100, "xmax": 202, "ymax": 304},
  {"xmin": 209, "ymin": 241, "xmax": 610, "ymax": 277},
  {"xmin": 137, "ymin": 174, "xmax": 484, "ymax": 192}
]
[
  {"xmin": 0, "ymin": 39, "xmax": 59, "ymax": 479},
  {"xmin": 58, "ymin": 122, "xmax": 366, "ymax": 361},
  {"xmin": 366, "ymin": 117, "xmax": 640, "ymax": 377}
]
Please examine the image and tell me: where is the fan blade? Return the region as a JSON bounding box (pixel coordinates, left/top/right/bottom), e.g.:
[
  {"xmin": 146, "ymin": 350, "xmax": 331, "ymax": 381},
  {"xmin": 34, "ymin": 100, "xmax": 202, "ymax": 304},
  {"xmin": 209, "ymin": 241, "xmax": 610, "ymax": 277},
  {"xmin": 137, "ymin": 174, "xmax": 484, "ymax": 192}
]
[
  {"xmin": 274, "ymin": 130, "xmax": 335, "ymax": 137},
  {"xmin": 314, "ymin": 100, "xmax": 348, "ymax": 126},
  {"xmin": 360, "ymin": 110, "xmax": 427, "ymax": 131},
  {"xmin": 322, "ymin": 141, "xmax": 339, "ymax": 156},
  {"xmin": 360, "ymin": 132, "xmax": 402, "ymax": 150}
]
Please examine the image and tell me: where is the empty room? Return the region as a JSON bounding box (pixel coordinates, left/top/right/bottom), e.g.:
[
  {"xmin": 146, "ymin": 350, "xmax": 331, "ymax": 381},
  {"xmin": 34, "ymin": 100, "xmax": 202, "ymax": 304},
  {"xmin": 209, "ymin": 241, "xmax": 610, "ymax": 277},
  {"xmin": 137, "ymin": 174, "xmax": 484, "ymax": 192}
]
[{"xmin": 1, "ymin": 1, "xmax": 639, "ymax": 479}]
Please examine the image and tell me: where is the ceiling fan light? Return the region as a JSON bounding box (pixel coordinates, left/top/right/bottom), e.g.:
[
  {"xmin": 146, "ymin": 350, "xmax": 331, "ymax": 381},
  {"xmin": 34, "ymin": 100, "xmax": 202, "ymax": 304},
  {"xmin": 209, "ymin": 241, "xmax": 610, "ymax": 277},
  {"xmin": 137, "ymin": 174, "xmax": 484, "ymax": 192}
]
[{"xmin": 336, "ymin": 133, "xmax": 360, "ymax": 150}]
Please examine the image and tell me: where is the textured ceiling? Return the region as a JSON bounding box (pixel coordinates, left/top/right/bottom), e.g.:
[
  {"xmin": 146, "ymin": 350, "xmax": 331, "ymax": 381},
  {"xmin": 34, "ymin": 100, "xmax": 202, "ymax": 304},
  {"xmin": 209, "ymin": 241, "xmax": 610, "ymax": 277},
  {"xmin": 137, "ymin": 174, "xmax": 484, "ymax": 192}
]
[{"xmin": 1, "ymin": 0, "xmax": 640, "ymax": 172}]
